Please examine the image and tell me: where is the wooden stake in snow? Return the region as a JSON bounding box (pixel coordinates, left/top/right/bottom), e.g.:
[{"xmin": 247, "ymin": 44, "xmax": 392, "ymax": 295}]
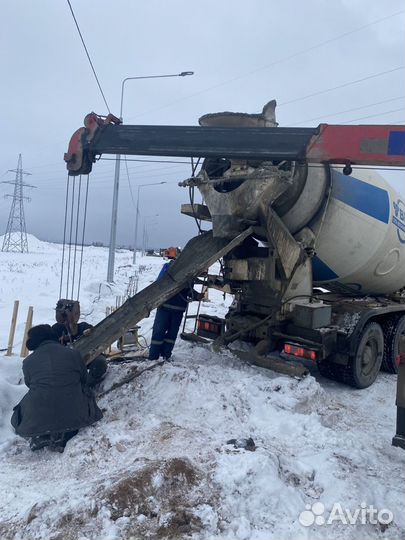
[
  {"xmin": 6, "ymin": 300, "xmax": 19, "ymax": 356},
  {"xmin": 20, "ymin": 306, "xmax": 33, "ymax": 358}
]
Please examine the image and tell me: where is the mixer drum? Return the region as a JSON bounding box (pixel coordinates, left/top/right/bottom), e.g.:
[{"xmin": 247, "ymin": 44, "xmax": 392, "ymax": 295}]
[
  {"xmin": 199, "ymin": 159, "xmax": 405, "ymax": 295},
  {"xmin": 196, "ymin": 101, "xmax": 405, "ymax": 295},
  {"xmin": 284, "ymin": 167, "xmax": 405, "ymax": 295}
]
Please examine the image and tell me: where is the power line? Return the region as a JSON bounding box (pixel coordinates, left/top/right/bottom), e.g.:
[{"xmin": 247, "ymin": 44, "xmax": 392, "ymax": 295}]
[
  {"xmin": 100, "ymin": 157, "xmax": 192, "ymax": 164},
  {"xmin": 66, "ymin": 0, "xmax": 110, "ymax": 113},
  {"xmin": 38, "ymin": 175, "xmax": 182, "ymax": 190},
  {"xmin": 31, "ymin": 169, "xmax": 187, "ymax": 191},
  {"xmin": 29, "ymin": 160, "xmax": 182, "ymax": 183},
  {"xmin": 27, "ymin": 161, "xmax": 66, "ymax": 170},
  {"xmin": 278, "ymin": 66, "xmax": 404, "ymax": 107},
  {"xmin": 292, "ymin": 96, "xmax": 405, "ymax": 125},
  {"xmin": 127, "ymin": 63, "xmax": 403, "ymax": 126},
  {"xmin": 127, "ymin": 10, "xmax": 404, "ymax": 121},
  {"xmin": 35, "ymin": 162, "xmax": 187, "ymax": 186},
  {"xmin": 123, "ymin": 157, "xmax": 136, "ymax": 207},
  {"xmin": 344, "ymin": 108, "xmax": 405, "ymax": 123},
  {"xmin": 239, "ymin": 11, "xmax": 405, "ymax": 84}
]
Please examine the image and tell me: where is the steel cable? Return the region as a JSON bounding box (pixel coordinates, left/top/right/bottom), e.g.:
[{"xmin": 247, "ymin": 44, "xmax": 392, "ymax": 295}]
[
  {"xmin": 77, "ymin": 175, "xmax": 90, "ymax": 300},
  {"xmin": 66, "ymin": 0, "xmax": 110, "ymax": 113},
  {"xmin": 71, "ymin": 175, "xmax": 82, "ymax": 299},
  {"xmin": 59, "ymin": 174, "xmax": 71, "ymax": 298},
  {"xmin": 66, "ymin": 177, "xmax": 76, "ymax": 298}
]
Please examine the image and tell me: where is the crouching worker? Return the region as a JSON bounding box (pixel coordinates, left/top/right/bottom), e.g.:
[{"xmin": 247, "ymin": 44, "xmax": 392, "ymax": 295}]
[
  {"xmin": 149, "ymin": 254, "xmax": 204, "ymax": 361},
  {"xmin": 52, "ymin": 299, "xmax": 107, "ymax": 387},
  {"xmin": 11, "ymin": 324, "xmax": 103, "ymax": 453}
]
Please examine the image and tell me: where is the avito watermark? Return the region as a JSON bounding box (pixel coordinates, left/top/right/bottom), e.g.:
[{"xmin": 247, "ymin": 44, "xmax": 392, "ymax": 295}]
[{"xmin": 299, "ymin": 501, "xmax": 393, "ymax": 527}]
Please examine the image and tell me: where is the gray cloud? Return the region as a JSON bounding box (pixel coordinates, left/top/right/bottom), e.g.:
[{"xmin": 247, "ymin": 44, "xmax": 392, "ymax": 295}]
[{"xmin": 0, "ymin": 0, "xmax": 403, "ymax": 250}]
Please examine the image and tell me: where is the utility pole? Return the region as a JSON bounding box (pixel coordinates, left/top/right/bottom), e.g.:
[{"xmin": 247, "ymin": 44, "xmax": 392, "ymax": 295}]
[
  {"xmin": 142, "ymin": 222, "xmax": 147, "ymax": 256},
  {"xmin": 2, "ymin": 154, "xmax": 36, "ymax": 253},
  {"xmin": 107, "ymin": 71, "xmax": 194, "ymax": 282},
  {"xmin": 133, "ymin": 183, "xmax": 165, "ymax": 265}
]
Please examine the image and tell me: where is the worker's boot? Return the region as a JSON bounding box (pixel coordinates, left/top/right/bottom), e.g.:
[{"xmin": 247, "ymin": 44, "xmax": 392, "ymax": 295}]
[
  {"xmin": 49, "ymin": 430, "xmax": 79, "ymax": 453},
  {"xmin": 29, "ymin": 435, "xmax": 50, "ymax": 451},
  {"xmin": 49, "ymin": 433, "xmax": 66, "ymax": 453},
  {"xmin": 49, "ymin": 444, "xmax": 65, "ymax": 454}
]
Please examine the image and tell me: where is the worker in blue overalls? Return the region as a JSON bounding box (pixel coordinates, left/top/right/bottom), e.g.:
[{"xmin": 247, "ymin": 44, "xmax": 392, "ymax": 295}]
[{"xmin": 149, "ymin": 253, "xmax": 203, "ymax": 360}]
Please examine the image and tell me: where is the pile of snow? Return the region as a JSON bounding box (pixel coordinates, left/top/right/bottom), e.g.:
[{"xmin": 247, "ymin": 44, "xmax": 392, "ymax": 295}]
[{"xmin": 0, "ymin": 236, "xmax": 403, "ymax": 539}]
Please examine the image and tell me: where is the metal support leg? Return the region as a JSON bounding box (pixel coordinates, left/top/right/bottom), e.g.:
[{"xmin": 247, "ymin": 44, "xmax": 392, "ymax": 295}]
[{"xmin": 393, "ymin": 355, "xmax": 405, "ymax": 450}]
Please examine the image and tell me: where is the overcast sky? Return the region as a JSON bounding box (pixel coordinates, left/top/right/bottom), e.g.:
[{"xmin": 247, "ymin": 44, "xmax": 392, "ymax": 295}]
[{"xmin": 0, "ymin": 0, "xmax": 404, "ymax": 250}]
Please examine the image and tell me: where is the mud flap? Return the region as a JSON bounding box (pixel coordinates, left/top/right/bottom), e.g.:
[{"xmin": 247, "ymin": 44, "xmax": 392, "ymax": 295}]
[
  {"xmin": 232, "ymin": 349, "xmax": 309, "ymax": 379},
  {"xmin": 73, "ymin": 228, "xmax": 253, "ymax": 364}
]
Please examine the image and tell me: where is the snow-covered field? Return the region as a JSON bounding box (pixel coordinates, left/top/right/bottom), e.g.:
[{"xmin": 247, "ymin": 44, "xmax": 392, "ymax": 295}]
[{"xmin": 0, "ymin": 236, "xmax": 403, "ymax": 540}]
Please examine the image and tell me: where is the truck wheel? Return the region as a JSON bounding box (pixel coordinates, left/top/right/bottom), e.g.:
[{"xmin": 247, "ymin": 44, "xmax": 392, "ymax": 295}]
[
  {"xmin": 317, "ymin": 322, "xmax": 383, "ymax": 389},
  {"xmin": 349, "ymin": 322, "xmax": 384, "ymax": 388},
  {"xmin": 316, "ymin": 357, "xmax": 341, "ymax": 381},
  {"xmin": 381, "ymin": 315, "xmax": 405, "ymax": 374}
]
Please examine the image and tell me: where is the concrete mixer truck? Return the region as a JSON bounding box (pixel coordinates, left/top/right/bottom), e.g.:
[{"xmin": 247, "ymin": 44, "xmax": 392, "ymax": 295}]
[{"xmin": 63, "ymin": 102, "xmax": 405, "ymax": 394}]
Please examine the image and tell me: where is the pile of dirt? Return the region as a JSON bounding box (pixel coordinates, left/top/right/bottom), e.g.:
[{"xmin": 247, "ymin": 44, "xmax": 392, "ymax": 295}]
[
  {"xmin": 101, "ymin": 456, "xmax": 217, "ymax": 538},
  {"xmin": 0, "ymin": 457, "xmax": 218, "ymax": 540}
]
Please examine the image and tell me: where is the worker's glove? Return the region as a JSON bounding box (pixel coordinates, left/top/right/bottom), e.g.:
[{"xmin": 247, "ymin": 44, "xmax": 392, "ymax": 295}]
[
  {"xmin": 60, "ymin": 335, "xmax": 71, "ymax": 345},
  {"xmin": 83, "ymin": 328, "xmax": 92, "ymax": 336}
]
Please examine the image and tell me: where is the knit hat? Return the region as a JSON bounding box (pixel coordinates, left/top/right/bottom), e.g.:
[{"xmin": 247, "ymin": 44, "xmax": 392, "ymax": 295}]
[{"xmin": 26, "ymin": 324, "xmax": 58, "ymax": 351}]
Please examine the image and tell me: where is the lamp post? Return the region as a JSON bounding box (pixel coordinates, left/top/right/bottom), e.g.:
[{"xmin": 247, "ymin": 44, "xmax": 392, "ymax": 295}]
[
  {"xmin": 133, "ymin": 182, "xmax": 166, "ymax": 264},
  {"xmin": 106, "ymin": 71, "xmax": 194, "ymax": 283},
  {"xmin": 140, "ymin": 214, "xmax": 159, "ymax": 256}
]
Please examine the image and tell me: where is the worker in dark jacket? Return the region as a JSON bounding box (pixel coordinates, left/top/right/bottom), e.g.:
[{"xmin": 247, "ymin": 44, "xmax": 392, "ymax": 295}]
[
  {"xmin": 149, "ymin": 257, "xmax": 203, "ymax": 360},
  {"xmin": 11, "ymin": 324, "xmax": 103, "ymax": 452},
  {"xmin": 52, "ymin": 299, "xmax": 107, "ymax": 387}
]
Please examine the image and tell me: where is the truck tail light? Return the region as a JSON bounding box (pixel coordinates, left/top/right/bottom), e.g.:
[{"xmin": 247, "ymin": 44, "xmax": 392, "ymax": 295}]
[
  {"xmin": 196, "ymin": 315, "xmax": 224, "ymax": 338},
  {"xmin": 284, "ymin": 342, "xmax": 318, "ymax": 361},
  {"xmin": 198, "ymin": 319, "xmax": 221, "ymax": 334}
]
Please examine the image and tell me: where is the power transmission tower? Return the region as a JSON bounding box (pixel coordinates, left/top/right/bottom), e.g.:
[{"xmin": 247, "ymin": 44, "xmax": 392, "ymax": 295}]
[{"xmin": 2, "ymin": 154, "xmax": 36, "ymax": 253}]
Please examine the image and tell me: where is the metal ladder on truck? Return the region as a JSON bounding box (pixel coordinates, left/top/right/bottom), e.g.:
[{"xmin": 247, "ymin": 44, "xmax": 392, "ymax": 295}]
[{"xmin": 180, "ymin": 272, "xmax": 209, "ymax": 342}]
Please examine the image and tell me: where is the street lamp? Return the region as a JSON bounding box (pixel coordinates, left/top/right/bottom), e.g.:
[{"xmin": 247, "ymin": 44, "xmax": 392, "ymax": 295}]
[
  {"xmin": 106, "ymin": 70, "xmax": 194, "ymax": 283},
  {"xmin": 141, "ymin": 214, "xmax": 159, "ymax": 256},
  {"xmin": 133, "ymin": 182, "xmax": 166, "ymax": 264}
]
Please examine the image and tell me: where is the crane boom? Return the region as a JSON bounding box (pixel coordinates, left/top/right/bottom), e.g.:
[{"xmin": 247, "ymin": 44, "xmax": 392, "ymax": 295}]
[{"xmin": 64, "ymin": 112, "xmax": 404, "ymax": 176}]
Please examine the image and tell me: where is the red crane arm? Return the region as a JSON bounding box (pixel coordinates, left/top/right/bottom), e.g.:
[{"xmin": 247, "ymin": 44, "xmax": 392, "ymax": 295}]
[
  {"xmin": 307, "ymin": 124, "xmax": 405, "ymax": 167},
  {"xmin": 64, "ymin": 112, "xmax": 404, "ymax": 175}
]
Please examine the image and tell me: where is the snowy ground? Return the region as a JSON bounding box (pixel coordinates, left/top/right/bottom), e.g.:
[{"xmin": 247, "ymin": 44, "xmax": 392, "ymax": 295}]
[{"xmin": 0, "ymin": 236, "xmax": 403, "ymax": 540}]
